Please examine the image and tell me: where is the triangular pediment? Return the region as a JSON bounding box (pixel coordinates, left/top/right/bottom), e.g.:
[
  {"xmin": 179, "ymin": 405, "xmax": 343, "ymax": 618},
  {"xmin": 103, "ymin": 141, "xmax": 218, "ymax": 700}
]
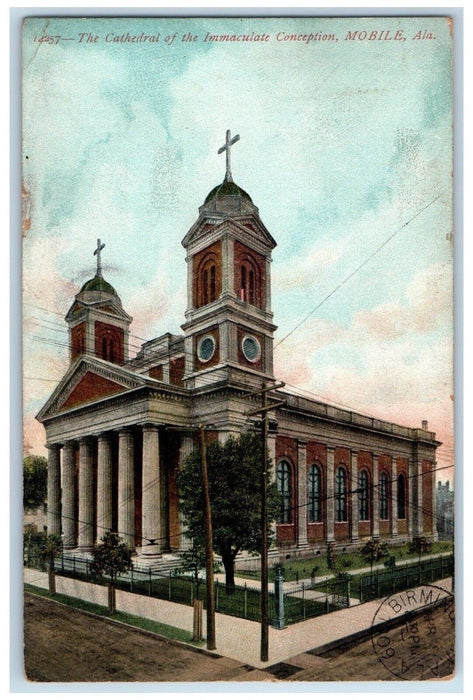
[
  {"xmin": 36, "ymin": 357, "xmax": 146, "ymax": 421},
  {"xmin": 182, "ymin": 214, "xmax": 276, "ymax": 251},
  {"xmin": 65, "ymin": 298, "xmax": 132, "ymax": 323},
  {"xmin": 58, "ymin": 371, "xmax": 127, "ymax": 411}
]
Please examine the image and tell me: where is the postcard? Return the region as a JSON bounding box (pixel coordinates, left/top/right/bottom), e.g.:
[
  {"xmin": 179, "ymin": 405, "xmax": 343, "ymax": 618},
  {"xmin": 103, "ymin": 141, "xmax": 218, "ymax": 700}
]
[{"xmin": 21, "ymin": 15, "xmax": 455, "ymax": 686}]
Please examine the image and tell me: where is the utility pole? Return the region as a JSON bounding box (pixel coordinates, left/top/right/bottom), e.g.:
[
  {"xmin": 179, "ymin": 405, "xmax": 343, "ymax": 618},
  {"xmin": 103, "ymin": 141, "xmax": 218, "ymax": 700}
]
[
  {"xmin": 199, "ymin": 424, "xmax": 216, "ymax": 650},
  {"xmin": 244, "ymin": 381, "xmax": 285, "ymax": 662}
]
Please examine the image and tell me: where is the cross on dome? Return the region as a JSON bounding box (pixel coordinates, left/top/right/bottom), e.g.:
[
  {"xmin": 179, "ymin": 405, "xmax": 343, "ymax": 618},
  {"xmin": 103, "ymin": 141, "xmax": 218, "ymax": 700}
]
[
  {"xmin": 94, "ymin": 238, "xmax": 105, "ymax": 278},
  {"xmin": 218, "ymin": 129, "xmax": 240, "ymax": 183}
]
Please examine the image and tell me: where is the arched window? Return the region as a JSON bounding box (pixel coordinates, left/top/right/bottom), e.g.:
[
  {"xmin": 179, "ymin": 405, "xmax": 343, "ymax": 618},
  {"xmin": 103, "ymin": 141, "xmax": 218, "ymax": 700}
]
[
  {"xmin": 308, "ymin": 464, "xmax": 322, "ymax": 522},
  {"xmin": 277, "ymin": 460, "xmax": 292, "ymax": 524},
  {"xmin": 358, "ymin": 469, "xmax": 370, "ymax": 521},
  {"xmin": 335, "ymin": 466, "xmax": 347, "ymax": 522},
  {"xmin": 101, "ymin": 336, "xmax": 116, "ymax": 362},
  {"xmin": 379, "ymin": 471, "xmax": 389, "ymax": 520},
  {"xmin": 199, "ymin": 258, "xmax": 218, "ymax": 307},
  {"xmin": 240, "ymin": 260, "xmax": 259, "ymax": 306},
  {"xmin": 397, "ymin": 473, "xmax": 406, "ymax": 519}
]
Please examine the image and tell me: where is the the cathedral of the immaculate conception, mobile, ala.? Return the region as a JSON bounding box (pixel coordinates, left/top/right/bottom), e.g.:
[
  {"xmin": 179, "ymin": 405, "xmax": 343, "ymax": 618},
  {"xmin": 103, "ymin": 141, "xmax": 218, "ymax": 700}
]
[{"xmin": 37, "ymin": 131, "xmax": 439, "ymax": 561}]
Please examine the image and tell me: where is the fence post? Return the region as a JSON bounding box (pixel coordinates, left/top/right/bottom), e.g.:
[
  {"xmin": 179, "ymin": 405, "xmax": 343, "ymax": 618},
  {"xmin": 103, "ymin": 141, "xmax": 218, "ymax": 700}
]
[
  {"xmin": 73, "ymin": 556, "xmax": 76, "ymax": 575},
  {"xmin": 272, "ymin": 568, "xmax": 285, "ymax": 629},
  {"xmin": 326, "ymin": 580, "xmax": 330, "ymax": 614},
  {"xmin": 148, "ymin": 567, "xmax": 152, "ymax": 597},
  {"xmin": 244, "ymin": 583, "xmax": 248, "ymax": 619},
  {"xmin": 215, "ymin": 579, "xmax": 219, "ymax": 612},
  {"xmin": 347, "ymin": 579, "xmax": 351, "ymax": 607},
  {"xmin": 130, "ymin": 567, "xmax": 134, "ymax": 592},
  {"xmin": 168, "ymin": 572, "xmax": 172, "ymax": 601},
  {"xmin": 302, "ymin": 582, "xmax": 306, "ymax": 620},
  {"xmin": 376, "ymin": 571, "xmax": 380, "ymax": 598},
  {"xmin": 85, "ymin": 560, "xmax": 89, "ymax": 581},
  {"xmin": 360, "ymin": 576, "xmax": 363, "ymax": 603}
]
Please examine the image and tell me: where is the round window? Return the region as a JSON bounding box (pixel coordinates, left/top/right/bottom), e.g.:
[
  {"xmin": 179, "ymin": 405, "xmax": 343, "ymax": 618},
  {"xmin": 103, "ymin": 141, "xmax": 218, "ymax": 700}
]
[
  {"xmin": 198, "ymin": 335, "xmax": 216, "ymax": 363},
  {"xmin": 242, "ymin": 335, "xmax": 261, "ymax": 363}
]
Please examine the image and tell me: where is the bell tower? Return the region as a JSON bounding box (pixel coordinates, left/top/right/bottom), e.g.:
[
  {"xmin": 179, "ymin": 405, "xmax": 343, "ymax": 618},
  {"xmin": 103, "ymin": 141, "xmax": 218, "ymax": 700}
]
[
  {"xmin": 66, "ymin": 240, "xmax": 132, "ymax": 366},
  {"xmin": 181, "ymin": 131, "xmax": 277, "ymax": 390}
]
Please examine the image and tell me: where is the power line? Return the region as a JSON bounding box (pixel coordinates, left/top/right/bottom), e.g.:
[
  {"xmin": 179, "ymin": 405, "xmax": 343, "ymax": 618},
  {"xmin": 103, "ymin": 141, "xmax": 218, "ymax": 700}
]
[{"xmin": 273, "ymin": 191, "xmax": 446, "ymax": 350}]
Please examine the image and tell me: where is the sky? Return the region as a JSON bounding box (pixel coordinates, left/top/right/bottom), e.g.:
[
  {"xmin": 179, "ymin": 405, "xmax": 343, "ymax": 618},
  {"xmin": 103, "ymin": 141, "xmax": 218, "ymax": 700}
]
[{"xmin": 21, "ymin": 16, "xmax": 454, "ymax": 481}]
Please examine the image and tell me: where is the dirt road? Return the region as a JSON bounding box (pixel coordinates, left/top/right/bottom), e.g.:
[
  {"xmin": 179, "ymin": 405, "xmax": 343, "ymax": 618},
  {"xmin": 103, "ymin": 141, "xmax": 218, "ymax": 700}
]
[
  {"xmin": 23, "ymin": 591, "xmax": 455, "ymax": 684},
  {"xmin": 23, "ymin": 593, "xmax": 271, "ymax": 683}
]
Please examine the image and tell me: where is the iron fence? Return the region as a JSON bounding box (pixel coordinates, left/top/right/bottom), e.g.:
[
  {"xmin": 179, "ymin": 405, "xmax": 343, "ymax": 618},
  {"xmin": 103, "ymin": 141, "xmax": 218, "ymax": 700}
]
[
  {"xmin": 358, "ymin": 554, "xmax": 454, "ymax": 602},
  {"xmin": 24, "ymin": 549, "xmax": 453, "ymax": 627}
]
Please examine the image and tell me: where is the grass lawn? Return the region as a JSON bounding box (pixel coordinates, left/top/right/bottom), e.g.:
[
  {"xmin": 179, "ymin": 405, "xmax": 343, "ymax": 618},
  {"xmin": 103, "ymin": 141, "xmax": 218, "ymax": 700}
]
[
  {"xmin": 236, "ymin": 541, "xmax": 453, "ymax": 582},
  {"xmin": 24, "ymin": 583, "xmax": 202, "ymax": 645}
]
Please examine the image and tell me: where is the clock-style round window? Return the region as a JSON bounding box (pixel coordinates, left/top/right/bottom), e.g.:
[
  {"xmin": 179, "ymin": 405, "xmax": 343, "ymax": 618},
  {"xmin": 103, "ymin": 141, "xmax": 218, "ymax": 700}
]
[
  {"xmin": 197, "ymin": 335, "xmax": 216, "ymax": 363},
  {"xmin": 242, "ymin": 335, "xmax": 261, "ymax": 363}
]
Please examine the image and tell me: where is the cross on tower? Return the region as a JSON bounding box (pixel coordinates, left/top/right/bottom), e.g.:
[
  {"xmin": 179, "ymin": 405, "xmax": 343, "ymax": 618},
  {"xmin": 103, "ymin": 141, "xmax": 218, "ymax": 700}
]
[
  {"xmin": 94, "ymin": 238, "xmax": 105, "ymax": 278},
  {"xmin": 218, "ymin": 129, "xmax": 240, "ymax": 183}
]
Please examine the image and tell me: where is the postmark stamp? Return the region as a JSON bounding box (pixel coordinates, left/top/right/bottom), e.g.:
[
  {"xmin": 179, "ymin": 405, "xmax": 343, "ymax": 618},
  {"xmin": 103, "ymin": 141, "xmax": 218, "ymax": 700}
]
[{"xmin": 371, "ymin": 584, "xmax": 455, "ymax": 680}]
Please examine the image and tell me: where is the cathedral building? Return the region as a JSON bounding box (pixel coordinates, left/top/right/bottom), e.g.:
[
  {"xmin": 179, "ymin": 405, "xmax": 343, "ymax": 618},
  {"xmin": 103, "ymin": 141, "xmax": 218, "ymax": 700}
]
[{"xmin": 37, "ymin": 132, "xmax": 439, "ymax": 560}]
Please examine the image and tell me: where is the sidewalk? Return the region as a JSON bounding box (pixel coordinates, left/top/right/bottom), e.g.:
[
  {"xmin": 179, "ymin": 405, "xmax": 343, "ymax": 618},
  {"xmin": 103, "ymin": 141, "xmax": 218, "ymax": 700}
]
[{"xmin": 23, "ymin": 567, "xmax": 453, "ymax": 670}]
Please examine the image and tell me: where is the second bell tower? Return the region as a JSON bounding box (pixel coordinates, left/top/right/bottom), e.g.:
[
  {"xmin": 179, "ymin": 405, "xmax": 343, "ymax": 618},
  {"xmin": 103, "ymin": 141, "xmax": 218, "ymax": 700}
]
[{"xmin": 181, "ymin": 131, "xmax": 277, "ymax": 390}]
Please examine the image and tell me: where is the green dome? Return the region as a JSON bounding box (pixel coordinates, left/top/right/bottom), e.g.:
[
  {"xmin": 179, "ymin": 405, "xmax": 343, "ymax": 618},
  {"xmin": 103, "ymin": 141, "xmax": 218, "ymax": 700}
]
[
  {"xmin": 204, "ymin": 179, "xmax": 253, "ymax": 205},
  {"xmin": 79, "ymin": 275, "xmax": 118, "ymax": 296}
]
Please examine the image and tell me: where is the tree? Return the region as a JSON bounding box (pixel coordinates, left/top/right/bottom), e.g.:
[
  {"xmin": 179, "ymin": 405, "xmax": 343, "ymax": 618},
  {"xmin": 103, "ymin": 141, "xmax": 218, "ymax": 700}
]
[
  {"xmin": 39, "ymin": 534, "xmax": 63, "ymax": 595},
  {"xmin": 177, "ymin": 540, "xmax": 207, "ymax": 600},
  {"xmin": 360, "ymin": 539, "xmax": 389, "ymax": 579},
  {"xmin": 177, "ymin": 433, "xmax": 281, "ymax": 593},
  {"xmin": 90, "ymin": 531, "xmax": 133, "ymax": 614},
  {"xmin": 23, "ymin": 455, "xmax": 47, "ymax": 511}
]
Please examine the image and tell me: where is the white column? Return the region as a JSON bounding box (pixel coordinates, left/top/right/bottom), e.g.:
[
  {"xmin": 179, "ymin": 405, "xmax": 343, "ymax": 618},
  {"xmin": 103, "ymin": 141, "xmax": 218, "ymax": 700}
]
[
  {"xmin": 96, "ymin": 434, "xmax": 113, "ymax": 542},
  {"xmin": 407, "ymin": 459, "xmax": 415, "ymax": 536},
  {"xmin": 141, "ymin": 425, "xmax": 161, "ymax": 556},
  {"xmin": 372, "ymin": 454, "xmax": 380, "ymax": 538},
  {"xmin": 178, "ymin": 434, "xmax": 195, "ymax": 550},
  {"xmin": 297, "ymin": 441, "xmax": 308, "ymax": 549},
  {"xmin": 62, "ymin": 442, "xmax": 76, "ymax": 548},
  {"xmin": 326, "ymin": 446, "xmax": 335, "ymax": 542},
  {"xmin": 391, "ymin": 458, "xmax": 398, "ymax": 538},
  {"xmin": 350, "ymin": 450, "xmax": 359, "ymax": 543},
  {"xmin": 118, "ymin": 429, "xmax": 135, "ymax": 549},
  {"xmin": 47, "ymin": 444, "xmax": 61, "ymax": 536},
  {"xmin": 77, "ymin": 438, "xmax": 94, "ymax": 550}
]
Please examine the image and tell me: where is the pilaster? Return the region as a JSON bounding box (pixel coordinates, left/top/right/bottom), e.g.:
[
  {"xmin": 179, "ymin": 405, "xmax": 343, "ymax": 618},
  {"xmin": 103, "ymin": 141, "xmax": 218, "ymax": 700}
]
[
  {"xmin": 350, "ymin": 450, "xmax": 359, "ymax": 543},
  {"xmin": 326, "ymin": 446, "xmax": 335, "ymax": 542},
  {"xmin": 372, "ymin": 453, "xmax": 380, "ymax": 538},
  {"xmin": 391, "ymin": 457, "xmax": 398, "ymax": 537},
  {"xmin": 297, "ymin": 440, "xmax": 308, "ymax": 549}
]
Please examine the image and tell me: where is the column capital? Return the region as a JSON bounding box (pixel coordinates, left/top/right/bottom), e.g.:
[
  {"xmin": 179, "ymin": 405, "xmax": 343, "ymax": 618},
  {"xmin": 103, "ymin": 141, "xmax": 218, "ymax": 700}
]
[
  {"xmin": 326, "ymin": 445, "xmax": 336, "ymax": 454},
  {"xmin": 78, "ymin": 435, "xmax": 94, "ymax": 446},
  {"xmin": 351, "ymin": 448, "xmax": 359, "ymax": 455},
  {"xmin": 118, "ymin": 427, "xmax": 134, "ymax": 437},
  {"xmin": 297, "ymin": 439, "xmax": 307, "ymax": 447},
  {"xmin": 45, "ymin": 442, "xmax": 61, "ymax": 451},
  {"xmin": 141, "ymin": 423, "xmax": 161, "ymax": 434}
]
